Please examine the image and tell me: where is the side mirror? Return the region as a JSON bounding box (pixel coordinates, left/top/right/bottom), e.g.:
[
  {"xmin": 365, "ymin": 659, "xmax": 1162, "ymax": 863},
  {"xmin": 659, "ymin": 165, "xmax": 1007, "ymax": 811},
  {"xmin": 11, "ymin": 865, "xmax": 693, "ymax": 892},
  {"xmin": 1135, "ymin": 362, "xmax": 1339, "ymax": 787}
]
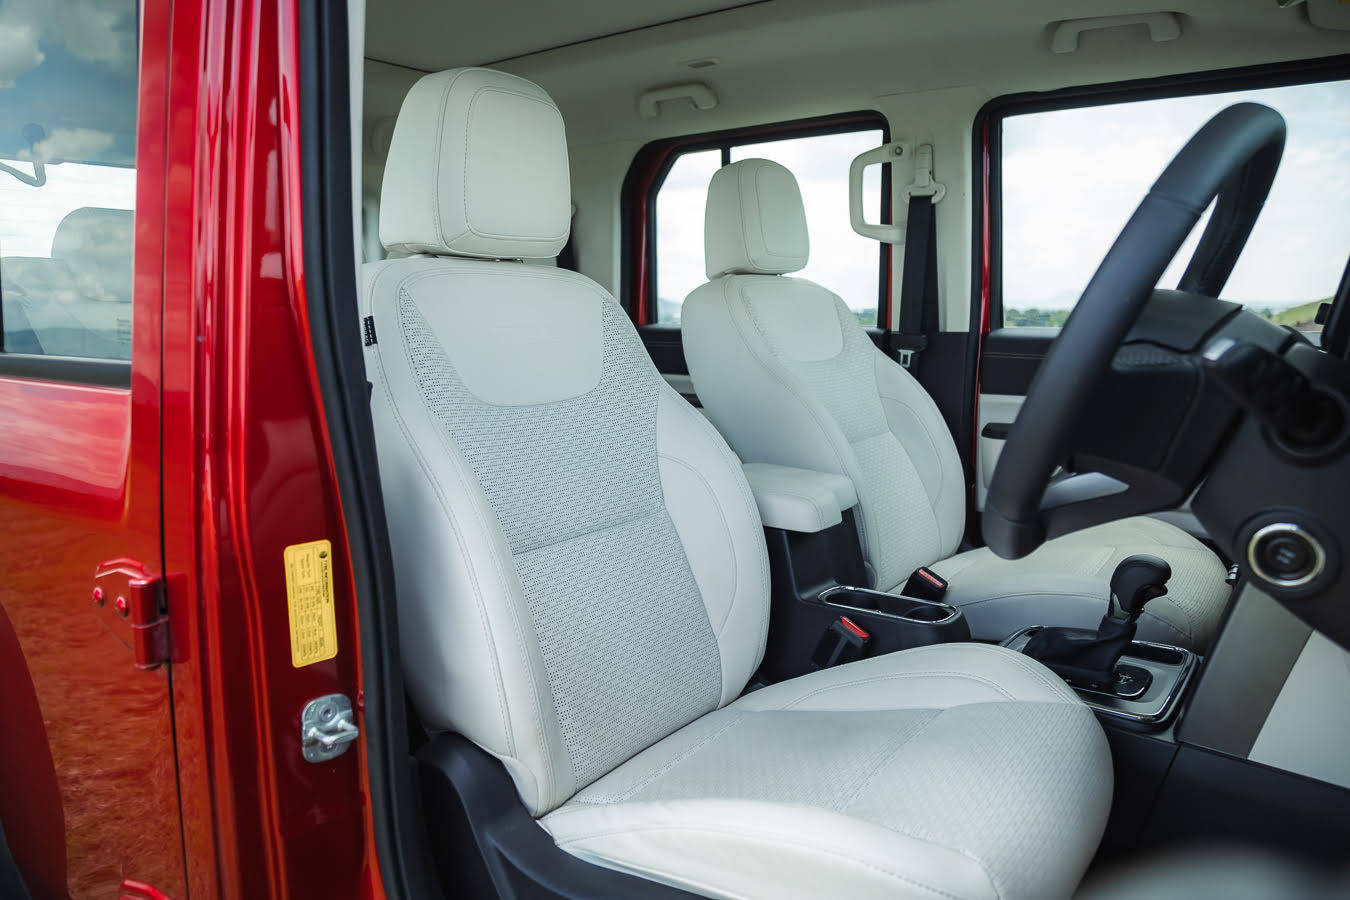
[{"xmin": 0, "ymin": 123, "xmax": 49, "ymax": 187}]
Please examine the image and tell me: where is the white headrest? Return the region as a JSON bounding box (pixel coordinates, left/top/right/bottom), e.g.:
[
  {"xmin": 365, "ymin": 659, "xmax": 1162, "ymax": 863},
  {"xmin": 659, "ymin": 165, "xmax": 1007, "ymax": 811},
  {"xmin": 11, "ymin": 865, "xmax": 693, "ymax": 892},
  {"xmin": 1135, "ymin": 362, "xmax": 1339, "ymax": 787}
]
[
  {"xmin": 704, "ymin": 158, "xmax": 809, "ymax": 278},
  {"xmin": 379, "ymin": 68, "xmax": 571, "ymax": 259}
]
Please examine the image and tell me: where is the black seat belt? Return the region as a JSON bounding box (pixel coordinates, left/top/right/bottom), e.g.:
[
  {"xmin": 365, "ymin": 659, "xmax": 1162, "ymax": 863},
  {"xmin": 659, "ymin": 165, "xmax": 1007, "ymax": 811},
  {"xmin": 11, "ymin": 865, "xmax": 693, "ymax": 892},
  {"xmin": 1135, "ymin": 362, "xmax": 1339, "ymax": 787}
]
[{"xmin": 889, "ymin": 190, "xmax": 938, "ymax": 370}]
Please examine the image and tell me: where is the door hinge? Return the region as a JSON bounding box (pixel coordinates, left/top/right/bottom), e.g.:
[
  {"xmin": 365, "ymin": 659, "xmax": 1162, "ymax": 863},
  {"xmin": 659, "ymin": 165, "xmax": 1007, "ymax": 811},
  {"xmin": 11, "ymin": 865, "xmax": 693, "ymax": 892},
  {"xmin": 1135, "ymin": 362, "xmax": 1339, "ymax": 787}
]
[{"xmin": 94, "ymin": 559, "xmax": 169, "ymax": 670}]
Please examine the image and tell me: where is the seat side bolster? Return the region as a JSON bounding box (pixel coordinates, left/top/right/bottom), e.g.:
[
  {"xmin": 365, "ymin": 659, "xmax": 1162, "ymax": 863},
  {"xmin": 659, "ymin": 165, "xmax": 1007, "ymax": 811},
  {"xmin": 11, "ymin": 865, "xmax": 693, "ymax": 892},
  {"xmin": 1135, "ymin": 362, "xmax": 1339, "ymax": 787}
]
[
  {"xmin": 365, "ymin": 259, "xmax": 575, "ymax": 814},
  {"xmin": 656, "ymin": 385, "xmax": 772, "ymax": 707},
  {"xmin": 871, "ymin": 350, "xmax": 966, "ymax": 559},
  {"xmin": 542, "ymin": 798, "xmax": 999, "ymax": 900}
]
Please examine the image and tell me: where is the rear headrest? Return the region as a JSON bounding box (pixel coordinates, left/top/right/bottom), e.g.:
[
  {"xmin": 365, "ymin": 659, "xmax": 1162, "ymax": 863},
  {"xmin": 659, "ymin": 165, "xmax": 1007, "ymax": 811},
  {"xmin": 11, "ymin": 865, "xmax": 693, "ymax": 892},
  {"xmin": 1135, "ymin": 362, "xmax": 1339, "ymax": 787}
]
[
  {"xmin": 51, "ymin": 207, "xmax": 133, "ymax": 301},
  {"xmin": 52, "ymin": 207, "xmax": 133, "ymax": 261},
  {"xmin": 704, "ymin": 158, "xmax": 809, "ymax": 279},
  {"xmin": 379, "ymin": 67, "xmax": 571, "ymax": 259}
]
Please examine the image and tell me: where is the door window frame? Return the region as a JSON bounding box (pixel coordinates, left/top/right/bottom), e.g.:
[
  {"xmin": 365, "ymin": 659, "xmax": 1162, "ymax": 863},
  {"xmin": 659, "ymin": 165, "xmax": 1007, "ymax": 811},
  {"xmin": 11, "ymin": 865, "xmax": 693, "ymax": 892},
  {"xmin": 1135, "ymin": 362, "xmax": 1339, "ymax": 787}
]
[
  {"xmin": 973, "ymin": 53, "xmax": 1350, "ymax": 333},
  {"xmin": 621, "ymin": 110, "xmax": 893, "ymax": 328}
]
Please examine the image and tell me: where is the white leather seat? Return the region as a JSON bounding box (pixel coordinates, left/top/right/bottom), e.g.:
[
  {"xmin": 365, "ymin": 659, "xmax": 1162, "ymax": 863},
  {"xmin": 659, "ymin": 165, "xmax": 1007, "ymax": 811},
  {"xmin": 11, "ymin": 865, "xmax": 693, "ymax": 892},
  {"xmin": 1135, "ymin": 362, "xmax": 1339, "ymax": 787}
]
[
  {"xmin": 364, "ymin": 67, "xmax": 1112, "ymax": 900},
  {"xmin": 682, "ymin": 159, "xmax": 1231, "ymax": 650}
]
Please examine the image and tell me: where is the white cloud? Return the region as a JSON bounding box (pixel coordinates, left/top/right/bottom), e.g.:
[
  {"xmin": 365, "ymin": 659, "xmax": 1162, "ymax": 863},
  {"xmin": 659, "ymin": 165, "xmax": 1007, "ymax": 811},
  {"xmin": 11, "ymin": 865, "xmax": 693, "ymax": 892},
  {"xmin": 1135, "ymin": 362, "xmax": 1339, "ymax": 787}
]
[
  {"xmin": 54, "ymin": 0, "xmax": 136, "ymax": 70},
  {"xmin": 0, "ymin": 23, "xmax": 44, "ymax": 87},
  {"xmin": 19, "ymin": 127, "xmax": 117, "ymax": 164},
  {"xmin": 0, "ymin": 0, "xmax": 136, "ymax": 80}
]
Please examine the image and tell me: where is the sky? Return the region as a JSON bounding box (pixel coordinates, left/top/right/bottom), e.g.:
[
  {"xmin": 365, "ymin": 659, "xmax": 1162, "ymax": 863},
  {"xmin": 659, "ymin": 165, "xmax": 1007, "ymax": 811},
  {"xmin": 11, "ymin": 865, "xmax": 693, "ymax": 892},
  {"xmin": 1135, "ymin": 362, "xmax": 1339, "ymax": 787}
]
[
  {"xmin": 1002, "ymin": 79, "xmax": 1350, "ymax": 311},
  {"xmin": 0, "ymin": 0, "xmax": 138, "ymax": 258}
]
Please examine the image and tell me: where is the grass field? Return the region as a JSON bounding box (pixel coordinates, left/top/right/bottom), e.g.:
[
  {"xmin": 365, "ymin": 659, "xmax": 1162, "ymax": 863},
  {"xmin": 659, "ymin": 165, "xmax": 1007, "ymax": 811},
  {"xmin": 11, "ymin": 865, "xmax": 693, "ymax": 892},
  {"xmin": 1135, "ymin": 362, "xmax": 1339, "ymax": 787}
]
[{"xmin": 1006, "ymin": 298, "xmax": 1328, "ymax": 330}]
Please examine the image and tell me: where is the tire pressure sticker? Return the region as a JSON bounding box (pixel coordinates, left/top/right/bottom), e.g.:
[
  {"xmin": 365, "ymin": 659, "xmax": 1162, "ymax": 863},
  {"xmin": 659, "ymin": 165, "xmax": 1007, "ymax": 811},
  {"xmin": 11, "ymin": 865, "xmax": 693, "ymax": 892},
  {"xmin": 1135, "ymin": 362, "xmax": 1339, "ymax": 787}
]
[{"xmin": 284, "ymin": 539, "xmax": 338, "ymax": 667}]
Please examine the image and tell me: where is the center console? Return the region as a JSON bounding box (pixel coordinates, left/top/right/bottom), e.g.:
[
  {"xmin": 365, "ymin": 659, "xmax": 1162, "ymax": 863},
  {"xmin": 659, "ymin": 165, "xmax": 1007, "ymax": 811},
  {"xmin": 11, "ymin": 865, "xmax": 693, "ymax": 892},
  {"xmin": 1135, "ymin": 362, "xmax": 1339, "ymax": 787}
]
[
  {"xmin": 1002, "ymin": 626, "xmax": 1197, "ymax": 729},
  {"xmin": 743, "ymin": 463, "xmax": 970, "ymax": 681}
]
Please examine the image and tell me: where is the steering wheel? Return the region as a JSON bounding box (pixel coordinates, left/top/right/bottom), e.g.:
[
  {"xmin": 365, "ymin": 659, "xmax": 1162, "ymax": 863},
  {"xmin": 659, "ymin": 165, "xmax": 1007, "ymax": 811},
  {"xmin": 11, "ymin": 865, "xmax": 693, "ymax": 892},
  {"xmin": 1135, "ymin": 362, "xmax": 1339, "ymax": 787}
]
[{"xmin": 984, "ymin": 103, "xmax": 1287, "ymax": 559}]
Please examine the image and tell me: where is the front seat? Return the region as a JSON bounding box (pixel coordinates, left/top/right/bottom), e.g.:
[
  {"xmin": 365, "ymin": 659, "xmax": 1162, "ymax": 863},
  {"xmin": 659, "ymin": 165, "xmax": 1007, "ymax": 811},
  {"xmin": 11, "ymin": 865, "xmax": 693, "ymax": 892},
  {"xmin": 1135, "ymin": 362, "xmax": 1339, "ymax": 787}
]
[
  {"xmin": 682, "ymin": 159, "xmax": 1231, "ymax": 650},
  {"xmin": 364, "ymin": 67, "xmax": 1112, "ymax": 899}
]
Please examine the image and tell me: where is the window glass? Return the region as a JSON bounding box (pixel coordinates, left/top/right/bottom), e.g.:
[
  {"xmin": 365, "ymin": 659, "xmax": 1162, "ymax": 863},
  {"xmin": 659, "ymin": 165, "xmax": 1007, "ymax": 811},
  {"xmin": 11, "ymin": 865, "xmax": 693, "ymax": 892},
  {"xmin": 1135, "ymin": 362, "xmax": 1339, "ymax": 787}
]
[
  {"xmin": 653, "ymin": 127, "xmax": 884, "ymax": 326},
  {"xmin": 0, "ymin": 1, "xmax": 139, "ymax": 361},
  {"xmin": 654, "ymin": 149, "xmax": 720, "ymax": 325},
  {"xmin": 1001, "ymin": 80, "xmax": 1350, "ymax": 332}
]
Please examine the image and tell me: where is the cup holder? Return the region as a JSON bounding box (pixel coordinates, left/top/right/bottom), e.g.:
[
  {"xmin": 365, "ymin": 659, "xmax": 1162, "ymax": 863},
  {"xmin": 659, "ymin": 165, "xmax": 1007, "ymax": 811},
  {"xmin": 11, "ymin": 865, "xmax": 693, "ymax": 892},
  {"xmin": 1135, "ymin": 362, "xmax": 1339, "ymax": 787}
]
[{"xmin": 818, "ymin": 585, "xmax": 959, "ymax": 625}]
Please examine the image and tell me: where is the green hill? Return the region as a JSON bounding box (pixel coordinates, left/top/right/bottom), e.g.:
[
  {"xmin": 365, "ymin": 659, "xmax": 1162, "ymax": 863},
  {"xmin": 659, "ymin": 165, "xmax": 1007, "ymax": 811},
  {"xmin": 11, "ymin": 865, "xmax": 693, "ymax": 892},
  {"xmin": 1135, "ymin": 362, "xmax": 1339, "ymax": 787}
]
[{"xmin": 1264, "ymin": 300, "xmax": 1324, "ymax": 328}]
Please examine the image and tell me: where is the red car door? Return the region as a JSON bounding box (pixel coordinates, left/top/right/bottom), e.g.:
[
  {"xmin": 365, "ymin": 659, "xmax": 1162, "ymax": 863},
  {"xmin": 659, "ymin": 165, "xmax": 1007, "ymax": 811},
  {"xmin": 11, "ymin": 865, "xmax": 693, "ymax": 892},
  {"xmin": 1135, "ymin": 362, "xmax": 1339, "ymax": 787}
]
[{"xmin": 0, "ymin": 2, "xmax": 186, "ymax": 897}]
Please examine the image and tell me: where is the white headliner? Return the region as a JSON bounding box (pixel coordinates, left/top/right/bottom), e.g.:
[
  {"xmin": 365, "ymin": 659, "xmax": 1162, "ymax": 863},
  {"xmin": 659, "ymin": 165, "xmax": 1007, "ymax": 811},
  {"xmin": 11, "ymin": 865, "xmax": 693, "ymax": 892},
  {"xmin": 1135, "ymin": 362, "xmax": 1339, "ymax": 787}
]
[
  {"xmin": 365, "ymin": 0, "xmax": 758, "ymax": 71},
  {"xmin": 366, "ymin": 0, "xmax": 1349, "ymax": 147}
]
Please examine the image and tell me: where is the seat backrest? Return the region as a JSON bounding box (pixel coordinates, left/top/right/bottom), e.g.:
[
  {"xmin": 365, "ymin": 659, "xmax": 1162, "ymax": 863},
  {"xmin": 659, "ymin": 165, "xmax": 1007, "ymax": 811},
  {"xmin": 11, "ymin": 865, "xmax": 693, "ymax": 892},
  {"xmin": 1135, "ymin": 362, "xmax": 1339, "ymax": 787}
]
[
  {"xmin": 51, "ymin": 207, "xmax": 134, "ymax": 304},
  {"xmin": 363, "ymin": 68, "xmax": 769, "ymax": 816},
  {"xmin": 683, "ymin": 159, "xmax": 965, "ymax": 592}
]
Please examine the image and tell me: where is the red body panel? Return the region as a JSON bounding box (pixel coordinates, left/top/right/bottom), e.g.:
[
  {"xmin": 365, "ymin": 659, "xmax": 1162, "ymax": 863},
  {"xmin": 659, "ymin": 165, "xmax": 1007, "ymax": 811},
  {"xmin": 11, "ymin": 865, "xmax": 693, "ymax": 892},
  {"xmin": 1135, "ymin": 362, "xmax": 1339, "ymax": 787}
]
[
  {"xmin": 0, "ymin": 1, "xmax": 182, "ymax": 894},
  {"xmin": 0, "ymin": 1, "xmax": 383, "ymax": 896}
]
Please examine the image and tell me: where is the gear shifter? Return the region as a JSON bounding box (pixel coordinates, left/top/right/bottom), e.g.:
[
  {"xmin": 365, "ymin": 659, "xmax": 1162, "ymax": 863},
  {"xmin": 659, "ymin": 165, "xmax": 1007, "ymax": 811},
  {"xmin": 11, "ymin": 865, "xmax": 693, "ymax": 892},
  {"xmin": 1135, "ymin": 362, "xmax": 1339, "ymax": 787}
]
[
  {"xmin": 1106, "ymin": 555, "xmax": 1172, "ymax": 623},
  {"xmin": 1022, "ymin": 555, "xmax": 1172, "ymax": 693}
]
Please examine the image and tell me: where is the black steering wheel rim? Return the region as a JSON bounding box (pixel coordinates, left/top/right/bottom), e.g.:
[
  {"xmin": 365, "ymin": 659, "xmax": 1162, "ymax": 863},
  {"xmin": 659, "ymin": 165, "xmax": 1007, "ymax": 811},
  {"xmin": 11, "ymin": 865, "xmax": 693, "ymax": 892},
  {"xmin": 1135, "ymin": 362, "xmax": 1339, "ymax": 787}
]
[{"xmin": 983, "ymin": 102, "xmax": 1287, "ymax": 560}]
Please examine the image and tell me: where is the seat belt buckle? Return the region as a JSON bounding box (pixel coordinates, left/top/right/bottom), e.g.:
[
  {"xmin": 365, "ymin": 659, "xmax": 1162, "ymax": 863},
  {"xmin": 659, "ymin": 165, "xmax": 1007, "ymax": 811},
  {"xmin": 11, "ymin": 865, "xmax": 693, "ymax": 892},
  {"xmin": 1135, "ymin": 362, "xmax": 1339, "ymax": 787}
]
[
  {"xmin": 887, "ymin": 334, "xmax": 927, "ymax": 369},
  {"xmin": 811, "ymin": 616, "xmax": 871, "ymax": 669},
  {"xmin": 903, "ymin": 566, "xmax": 948, "ymax": 601}
]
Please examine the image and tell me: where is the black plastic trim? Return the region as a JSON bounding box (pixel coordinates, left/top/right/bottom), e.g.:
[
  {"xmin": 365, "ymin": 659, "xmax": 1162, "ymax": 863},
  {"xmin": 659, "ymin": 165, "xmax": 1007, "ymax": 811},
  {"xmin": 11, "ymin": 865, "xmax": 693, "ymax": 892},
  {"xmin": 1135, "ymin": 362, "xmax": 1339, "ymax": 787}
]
[
  {"xmin": 296, "ymin": 3, "xmax": 441, "ymax": 897},
  {"xmin": 0, "ymin": 818, "xmax": 30, "ymax": 900},
  {"xmin": 980, "ymin": 422, "xmax": 1011, "ymax": 440},
  {"xmin": 417, "ymin": 734, "xmax": 698, "ymax": 899},
  {"xmin": 974, "ymin": 53, "xmax": 1350, "ymax": 329},
  {"xmin": 636, "ymin": 323, "xmax": 687, "ymax": 375},
  {"xmin": 980, "ymin": 327, "xmax": 1057, "ymax": 395},
  {"xmin": 0, "ymin": 353, "xmax": 130, "ymax": 388},
  {"xmin": 1145, "ymin": 743, "xmax": 1350, "ymax": 862}
]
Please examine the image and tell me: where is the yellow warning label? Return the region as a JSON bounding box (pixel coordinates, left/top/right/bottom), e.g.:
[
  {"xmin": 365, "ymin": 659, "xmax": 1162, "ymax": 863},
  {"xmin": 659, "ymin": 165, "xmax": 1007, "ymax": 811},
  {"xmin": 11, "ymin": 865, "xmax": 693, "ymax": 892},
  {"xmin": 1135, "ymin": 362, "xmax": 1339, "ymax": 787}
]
[{"xmin": 284, "ymin": 539, "xmax": 338, "ymax": 667}]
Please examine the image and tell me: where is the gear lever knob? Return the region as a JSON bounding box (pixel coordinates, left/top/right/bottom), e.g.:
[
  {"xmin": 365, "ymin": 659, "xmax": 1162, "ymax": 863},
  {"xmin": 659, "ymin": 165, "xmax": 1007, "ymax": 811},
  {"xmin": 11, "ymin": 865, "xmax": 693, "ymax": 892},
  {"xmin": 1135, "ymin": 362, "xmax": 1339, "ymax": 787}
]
[{"xmin": 1108, "ymin": 554, "xmax": 1172, "ymax": 622}]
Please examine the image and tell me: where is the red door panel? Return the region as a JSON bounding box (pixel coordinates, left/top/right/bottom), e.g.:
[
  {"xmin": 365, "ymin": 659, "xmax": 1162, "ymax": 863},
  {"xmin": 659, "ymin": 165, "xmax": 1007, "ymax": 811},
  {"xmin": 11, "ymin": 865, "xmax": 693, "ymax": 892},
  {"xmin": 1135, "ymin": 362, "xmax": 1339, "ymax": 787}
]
[{"xmin": 0, "ymin": 2, "xmax": 184, "ymax": 896}]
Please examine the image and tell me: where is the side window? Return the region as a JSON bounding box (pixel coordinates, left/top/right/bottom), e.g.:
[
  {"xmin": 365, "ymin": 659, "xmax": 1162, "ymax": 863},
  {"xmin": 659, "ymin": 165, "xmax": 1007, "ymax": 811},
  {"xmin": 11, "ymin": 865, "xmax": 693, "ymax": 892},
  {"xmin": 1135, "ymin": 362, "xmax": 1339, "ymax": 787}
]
[
  {"xmin": 651, "ymin": 124, "xmax": 885, "ymax": 326},
  {"xmin": 998, "ymin": 78, "xmax": 1350, "ymax": 332},
  {"xmin": 654, "ymin": 149, "xmax": 721, "ymax": 325},
  {"xmin": 0, "ymin": 1, "xmax": 139, "ymax": 362}
]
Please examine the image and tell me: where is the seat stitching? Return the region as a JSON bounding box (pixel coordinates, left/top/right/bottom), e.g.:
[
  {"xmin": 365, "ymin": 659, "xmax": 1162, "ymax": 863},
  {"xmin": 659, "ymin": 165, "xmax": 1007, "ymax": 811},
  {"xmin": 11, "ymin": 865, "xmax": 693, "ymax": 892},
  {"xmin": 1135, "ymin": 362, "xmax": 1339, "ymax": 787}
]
[
  {"xmin": 460, "ymin": 87, "xmax": 570, "ymax": 244},
  {"xmin": 573, "ymin": 712, "xmax": 748, "ymax": 805},
  {"xmin": 969, "ymin": 645, "xmax": 1079, "ymax": 702},
  {"xmin": 551, "ymin": 821, "xmax": 989, "ymax": 900},
  {"xmin": 1138, "ymin": 606, "xmax": 1193, "ymax": 644},
  {"xmin": 658, "ymin": 453, "xmax": 740, "ymax": 637},
  {"xmin": 950, "ymin": 589, "xmax": 1103, "ymax": 609},
  {"xmin": 838, "ymin": 710, "xmax": 941, "ymax": 812},
  {"xmin": 661, "ymin": 383, "xmax": 772, "ymax": 676},
  {"xmin": 777, "ymin": 671, "xmax": 1018, "ymax": 708},
  {"xmin": 749, "ymin": 484, "xmax": 832, "ymax": 529},
  {"xmin": 373, "ymin": 287, "xmax": 515, "ymax": 755}
]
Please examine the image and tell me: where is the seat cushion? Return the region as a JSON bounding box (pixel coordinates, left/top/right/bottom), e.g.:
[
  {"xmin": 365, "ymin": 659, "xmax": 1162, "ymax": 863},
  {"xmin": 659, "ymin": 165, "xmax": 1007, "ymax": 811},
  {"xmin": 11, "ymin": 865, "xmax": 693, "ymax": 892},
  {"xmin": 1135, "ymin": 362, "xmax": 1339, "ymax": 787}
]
[
  {"xmin": 927, "ymin": 516, "xmax": 1231, "ymax": 650},
  {"xmin": 542, "ymin": 643, "xmax": 1112, "ymax": 900}
]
